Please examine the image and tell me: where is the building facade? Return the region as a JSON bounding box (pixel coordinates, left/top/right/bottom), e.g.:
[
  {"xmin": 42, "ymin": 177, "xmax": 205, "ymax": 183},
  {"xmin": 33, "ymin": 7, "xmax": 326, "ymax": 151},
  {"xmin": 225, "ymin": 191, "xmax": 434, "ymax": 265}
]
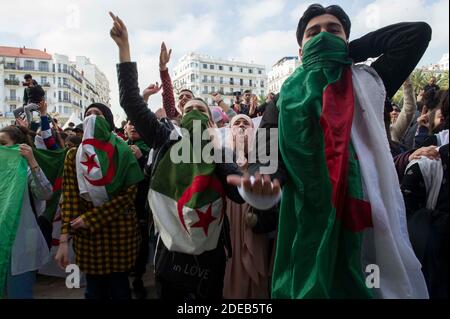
[
  {"xmin": 173, "ymin": 52, "xmax": 267, "ymax": 107},
  {"xmin": 0, "ymin": 46, "xmax": 110, "ymax": 128},
  {"xmin": 267, "ymin": 56, "xmax": 300, "ymax": 94},
  {"xmin": 423, "ymin": 53, "xmax": 449, "ymax": 72}
]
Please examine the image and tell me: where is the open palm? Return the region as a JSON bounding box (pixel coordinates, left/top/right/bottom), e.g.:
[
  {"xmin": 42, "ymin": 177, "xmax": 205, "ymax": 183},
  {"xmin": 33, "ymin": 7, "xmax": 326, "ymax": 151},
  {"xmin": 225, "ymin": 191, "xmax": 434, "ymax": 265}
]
[{"xmin": 160, "ymin": 42, "xmax": 172, "ymax": 70}]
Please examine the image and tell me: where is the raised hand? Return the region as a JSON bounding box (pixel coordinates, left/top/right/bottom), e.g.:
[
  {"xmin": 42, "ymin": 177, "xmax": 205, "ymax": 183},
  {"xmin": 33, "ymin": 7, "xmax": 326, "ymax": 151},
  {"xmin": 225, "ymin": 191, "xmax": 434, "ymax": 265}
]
[
  {"xmin": 109, "ymin": 11, "xmax": 131, "ymax": 62},
  {"xmin": 109, "ymin": 11, "xmax": 128, "ymax": 48},
  {"xmin": 16, "ymin": 117, "xmax": 29, "ymax": 129},
  {"xmin": 160, "ymin": 42, "xmax": 172, "ymax": 71},
  {"xmin": 143, "ymin": 82, "xmax": 163, "ymax": 102},
  {"xmin": 38, "ymin": 100, "xmax": 48, "ymax": 116}
]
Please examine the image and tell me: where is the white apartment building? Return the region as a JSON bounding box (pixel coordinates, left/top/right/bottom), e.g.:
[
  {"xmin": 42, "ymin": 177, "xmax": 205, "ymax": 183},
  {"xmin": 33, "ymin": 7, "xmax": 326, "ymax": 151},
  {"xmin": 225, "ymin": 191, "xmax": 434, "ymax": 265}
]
[
  {"xmin": 0, "ymin": 46, "xmax": 110, "ymax": 127},
  {"xmin": 267, "ymin": 56, "xmax": 300, "ymax": 94},
  {"xmin": 438, "ymin": 53, "xmax": 449, "ymax": 71},
  {"xmin": 75, "ymin": 56, "xmax": 111, "ymax": 106},
  {"xmin": 173, "ymin": 53, "xmax": 267, "ymax": 107},
  {"xmin": 423, "ymin": 53, "xmax": 449, "ymax": 72}
]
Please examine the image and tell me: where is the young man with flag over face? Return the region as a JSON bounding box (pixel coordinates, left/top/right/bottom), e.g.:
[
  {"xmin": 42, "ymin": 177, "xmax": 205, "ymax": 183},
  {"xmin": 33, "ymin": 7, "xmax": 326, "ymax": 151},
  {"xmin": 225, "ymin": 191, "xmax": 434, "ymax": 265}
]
[
  {"xmin": 55, "ymin": 103, "xmax": 144, "ymax": 299},
  {"xmin": 236, "ymin": 4, "xmax": 433, "ymax": 299},
  {"xmin": 109, "ymin": 12, "xmax": 280, "ymax": 299}
]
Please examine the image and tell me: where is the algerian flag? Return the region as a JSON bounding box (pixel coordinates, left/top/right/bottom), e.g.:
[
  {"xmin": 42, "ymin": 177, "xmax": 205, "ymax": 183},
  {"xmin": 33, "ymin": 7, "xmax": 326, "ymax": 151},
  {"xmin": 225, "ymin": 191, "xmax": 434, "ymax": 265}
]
[
  {"xmin": 148, "ymin": 110, "xmax": 226, "ymax": 255},
  {"xmin": 273, "ymin": 32, "xmax": 428, "ymax": 299},
  {"xmin": 0, "ymin": 146, "xmax": 28, "ymax": 298},
  {"xmin": 33, "ymin": 148, "xmax": 67, "ymax": 222},
  {"xmin": 76, "ymin": 115, "xmax": 144, "ymax": 206}
]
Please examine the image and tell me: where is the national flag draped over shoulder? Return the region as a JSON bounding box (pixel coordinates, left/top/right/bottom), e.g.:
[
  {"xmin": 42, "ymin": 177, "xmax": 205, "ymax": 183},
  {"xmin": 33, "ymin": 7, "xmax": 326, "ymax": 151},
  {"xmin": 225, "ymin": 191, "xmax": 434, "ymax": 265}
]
[
  {"xmin": 0, "ymin": 146, "xmax": 28, "ymax": 298},
  {"xmin": 148, "ymin": 110, "xmax": 226, "ymax": 255},
  {"xmin": 76, "ymin": 115, "xmax": 144, "ymax": 207},
  {"xmin": 33, "ymin": 148, "xmax": 67, "ymax": 222},
  {"xmin": 273, "ymin": 32, "xmax": 428, "ymax": 299}
]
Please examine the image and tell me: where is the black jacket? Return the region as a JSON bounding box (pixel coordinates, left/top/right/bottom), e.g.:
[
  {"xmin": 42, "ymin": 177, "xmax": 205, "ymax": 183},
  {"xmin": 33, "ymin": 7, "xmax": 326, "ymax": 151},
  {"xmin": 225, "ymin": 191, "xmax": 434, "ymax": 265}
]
[{"xmin": 116, "ymin": 62, "xmax": 244, "ymax": 204}]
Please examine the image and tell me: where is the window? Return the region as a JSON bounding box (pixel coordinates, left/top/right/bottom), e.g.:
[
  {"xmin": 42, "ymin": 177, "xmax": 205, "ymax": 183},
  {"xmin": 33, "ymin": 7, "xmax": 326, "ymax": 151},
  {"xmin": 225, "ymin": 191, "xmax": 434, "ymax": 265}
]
[
  {"xmin": 240, "ymin": 68, "xmax": 243, "ymax": 73},
  {"xmin": 41, "ymin": 76, "xmax": 47, "ymax": 85},
  {"xmin": 203, "ymin": 75, "xmax": 207, "ymax": 83},
  {"xmin": 58, "ymin": 63, "xmax": 61, "ymax": 73},
  {"xmin": 9, "ymin": 75, "xmax": 15, "ymax": 81},
  {"xmin": 58, "ymin": 91, "xmax": 62, "ymax": 101},
  {"xmin": 230, "ymin": 88, "xmax": 234, "ymax": 93},
  {"xmin": 39, "ymin": 61, "xmax": 49, "ymax": 72},
  {"xmin": 249, "ymin": 69, "xmax": 253, "ymax": 74},
  {"xmin": 10, "ymin": 89, "xmax": 16, "ymax": 99},
  {"xmin": 59, "ymin": 106, "xmax": 62, "ymax": 114},
  {"xmin": 212, "ymin": 87, "xmax": 216, "ymax": 93},
  {"xmin": 219, "ymin": 65, "xmax": 223, "ymax": 71},
  {"xmin": 190, "ymin": 74, "xmax": 195, "ymax": 82},
  {"xmin": 210, "ymin": 64, "xmax": 214, "ymax": 70},
  {"xmin": 249, "ymin": 80, "xmax": 253, "ymax": 87},
  {"xmin": 10, "ymin": 105, "xmax": 17, "ymax": 112},
  {"xmin": 204, "ymin": 86, "xmax": 208, "ymax": 94},
  {"xmin": 258, "ymin": 69, "xmax": 262, "ymax": 75},
  {"xmin": 220, "ymin": 77, "xmax": 224, "ymax": 84},
  {"xmin": 261, "ymin": 80, "xmax": 265, "ymax": 88},
  {"xmin": 211, "ymin": 76, "xmax": 215, "ymax": 83},
  {"xmin": 240, "ymin": 79, "xmax": 244, "ymax": 86},
  {"xmin": 24, "ymin": 60, "xmax": 34, "ymax": 70},
  {"xmin": 229, "ymin": 66, "xmax": 233, "ymax": 72},
  {"xmin": 230, "ymin": 78, "xmax": 234, "ymax": 85},
  {"xmin": 63, "ymin": 64, "xmax": 68, "ymax": 73},
  {"xmin": 203, "ymin": 64, "xmax": 208, "ymax": 69}
]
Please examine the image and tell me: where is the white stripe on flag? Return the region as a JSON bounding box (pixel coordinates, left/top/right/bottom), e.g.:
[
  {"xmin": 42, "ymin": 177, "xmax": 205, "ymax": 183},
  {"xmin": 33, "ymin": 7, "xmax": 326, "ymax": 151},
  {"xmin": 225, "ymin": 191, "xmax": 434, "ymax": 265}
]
[
  {"xmin": 148, "ymin": 189, "xmax": 223, "ymax": 255},
  {"xmin": 76, "ymin": 116, "xmax": 108, "ymax": 207},
  {"xmin": 351, "ymin": 65, "xmax": 429, "ymax": 299}
]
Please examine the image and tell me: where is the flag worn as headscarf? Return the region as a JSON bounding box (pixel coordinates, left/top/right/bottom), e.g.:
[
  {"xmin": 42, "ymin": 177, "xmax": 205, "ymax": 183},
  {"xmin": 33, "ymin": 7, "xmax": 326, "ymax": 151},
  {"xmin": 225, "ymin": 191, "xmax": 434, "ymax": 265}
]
[{"xmin": 76, "ymin": 115, "xmax": 144, "ymax": 207}]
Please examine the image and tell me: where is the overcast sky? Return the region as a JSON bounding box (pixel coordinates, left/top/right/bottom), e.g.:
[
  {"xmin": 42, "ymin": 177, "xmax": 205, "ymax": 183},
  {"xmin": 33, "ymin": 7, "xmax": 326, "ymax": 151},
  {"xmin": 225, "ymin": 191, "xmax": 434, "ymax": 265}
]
[{"xmin": 1, "ymin": 0, "xmax": 448, "ymax": 123}]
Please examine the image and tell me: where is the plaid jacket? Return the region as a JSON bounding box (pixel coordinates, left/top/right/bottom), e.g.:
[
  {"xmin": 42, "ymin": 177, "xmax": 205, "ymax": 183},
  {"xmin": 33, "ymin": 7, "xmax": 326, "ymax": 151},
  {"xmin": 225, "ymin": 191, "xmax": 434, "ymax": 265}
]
[{"xmin": 60, "ymin": 148, "xmax": 141, "ymax": 275}]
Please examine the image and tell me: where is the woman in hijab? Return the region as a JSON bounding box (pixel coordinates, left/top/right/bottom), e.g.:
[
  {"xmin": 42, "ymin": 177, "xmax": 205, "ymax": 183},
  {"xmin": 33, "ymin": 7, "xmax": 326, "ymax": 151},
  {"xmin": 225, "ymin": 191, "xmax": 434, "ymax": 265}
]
[
  {"xmin": 55, "ymin": 103, "xmax": 144, "ymax": 299},
  {"xmin": 223, "ymin": 114, "xmax": 272, "ymax": 299}
]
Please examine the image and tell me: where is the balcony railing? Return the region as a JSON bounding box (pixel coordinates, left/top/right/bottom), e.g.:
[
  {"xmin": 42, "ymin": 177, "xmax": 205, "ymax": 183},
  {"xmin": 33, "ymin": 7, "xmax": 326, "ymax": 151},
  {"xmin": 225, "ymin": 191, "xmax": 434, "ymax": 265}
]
[
  {"xmin": 58, "ymin": 83, "xmax": 71, "ymax": 89},
  {"xmin": 4, "ymin": 79, "xmax": 20, "ymax": 86},
  {"xmin": 5, "ymin": 96, "xmax": 21, "ymax": 102},
  {"xmin": 41, "ymin": 82, "xmax": 51, "ymax": 87},
  {"xmin": 72, "ymin": 101, "xmax": 80, "ymax": 107},
  {"xmin": 3, "ymin": 65, "xmax": 50, "ymax": 72}
]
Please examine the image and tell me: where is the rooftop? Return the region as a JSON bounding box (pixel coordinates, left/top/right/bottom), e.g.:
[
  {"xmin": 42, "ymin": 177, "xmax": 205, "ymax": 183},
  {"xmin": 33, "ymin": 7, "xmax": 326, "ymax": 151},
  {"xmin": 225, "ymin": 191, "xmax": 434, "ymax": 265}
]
[{"xmin": 0, "ymin": 46, "xmax": 52, "ymax": 60}]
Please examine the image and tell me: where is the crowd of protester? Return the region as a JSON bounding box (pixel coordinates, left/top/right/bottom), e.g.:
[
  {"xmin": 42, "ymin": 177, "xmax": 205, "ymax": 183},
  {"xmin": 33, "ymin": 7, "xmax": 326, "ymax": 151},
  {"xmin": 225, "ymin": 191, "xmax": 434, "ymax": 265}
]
[{"xmin": 0, "ymin": 3, "xmax": 448, "ymax": 300}]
